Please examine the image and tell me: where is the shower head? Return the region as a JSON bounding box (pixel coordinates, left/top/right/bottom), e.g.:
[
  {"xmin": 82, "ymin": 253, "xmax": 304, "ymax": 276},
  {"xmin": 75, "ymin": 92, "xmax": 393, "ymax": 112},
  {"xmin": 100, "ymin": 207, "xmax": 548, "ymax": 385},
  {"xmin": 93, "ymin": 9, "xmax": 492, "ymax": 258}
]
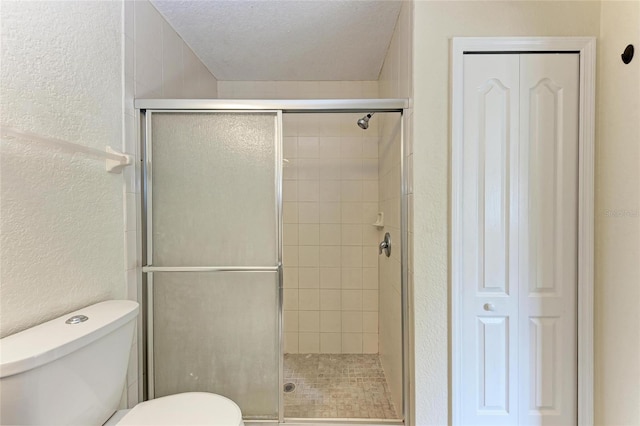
[{"xmin": 357, "ymin": 113, "xmax": 375, "ymax": 130}]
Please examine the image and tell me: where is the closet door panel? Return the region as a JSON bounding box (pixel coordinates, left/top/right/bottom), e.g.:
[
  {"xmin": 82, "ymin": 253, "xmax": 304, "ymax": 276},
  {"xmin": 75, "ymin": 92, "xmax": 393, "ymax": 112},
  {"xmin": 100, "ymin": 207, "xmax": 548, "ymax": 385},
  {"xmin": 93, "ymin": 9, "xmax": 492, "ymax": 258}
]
[
  {"xmin": 518, "ymin": 53, "xmax": 579, "ymax": 426},
  {"xmin": 461, "ymin": 54, "xmax": 520, "ymax": 426}
]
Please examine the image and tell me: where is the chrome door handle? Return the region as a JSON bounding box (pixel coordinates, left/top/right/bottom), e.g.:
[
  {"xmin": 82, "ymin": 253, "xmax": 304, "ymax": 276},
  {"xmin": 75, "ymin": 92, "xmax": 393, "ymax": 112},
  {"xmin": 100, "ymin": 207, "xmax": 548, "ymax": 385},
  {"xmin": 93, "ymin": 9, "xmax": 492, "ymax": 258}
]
[{"xmin": 379, "ymin": 232, "xmax": 391, "ymax": 257}]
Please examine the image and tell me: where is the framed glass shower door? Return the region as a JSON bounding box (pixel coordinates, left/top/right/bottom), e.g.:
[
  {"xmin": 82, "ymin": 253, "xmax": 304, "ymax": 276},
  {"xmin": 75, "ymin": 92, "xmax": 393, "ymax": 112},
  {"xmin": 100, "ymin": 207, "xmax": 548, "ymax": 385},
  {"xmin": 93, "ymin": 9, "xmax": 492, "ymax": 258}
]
[{"xmin": 143, "ymin": 111, "xmax": 282, "ymax": 420}]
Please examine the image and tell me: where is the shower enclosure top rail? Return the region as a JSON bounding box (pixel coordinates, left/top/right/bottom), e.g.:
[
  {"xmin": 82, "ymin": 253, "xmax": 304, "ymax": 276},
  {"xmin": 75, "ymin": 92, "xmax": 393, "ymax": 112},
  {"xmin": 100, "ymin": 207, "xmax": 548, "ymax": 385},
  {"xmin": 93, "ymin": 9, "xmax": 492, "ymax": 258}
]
[{"xmin": 134, "ymin": 98, "xmax": 407, "ymax": 112}]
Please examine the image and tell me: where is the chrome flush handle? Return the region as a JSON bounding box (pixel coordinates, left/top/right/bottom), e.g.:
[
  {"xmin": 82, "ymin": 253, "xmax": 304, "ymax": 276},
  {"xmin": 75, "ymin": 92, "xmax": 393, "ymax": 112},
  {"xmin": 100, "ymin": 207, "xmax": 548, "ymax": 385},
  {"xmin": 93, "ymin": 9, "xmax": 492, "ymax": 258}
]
[{"xmin": 379, "ymin": 232, "xmax": 392, "ymax": 257}]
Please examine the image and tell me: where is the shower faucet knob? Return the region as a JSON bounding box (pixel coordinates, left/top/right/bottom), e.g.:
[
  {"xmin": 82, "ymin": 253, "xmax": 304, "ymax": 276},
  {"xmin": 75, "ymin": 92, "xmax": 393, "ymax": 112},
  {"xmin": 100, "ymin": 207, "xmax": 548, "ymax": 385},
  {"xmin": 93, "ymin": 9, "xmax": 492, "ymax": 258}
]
[{"xmin": 379, "ymin": 232, "xmax": 392, "ymax": 257}]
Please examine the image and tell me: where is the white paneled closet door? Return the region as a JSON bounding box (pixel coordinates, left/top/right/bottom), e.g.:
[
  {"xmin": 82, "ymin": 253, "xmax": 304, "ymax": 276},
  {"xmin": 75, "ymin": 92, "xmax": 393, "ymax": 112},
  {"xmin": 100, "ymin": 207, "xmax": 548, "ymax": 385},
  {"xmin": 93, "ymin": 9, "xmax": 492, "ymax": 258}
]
[{"xmin": 460, "ymin": 53, "xmax": 579, "ymax": 426}]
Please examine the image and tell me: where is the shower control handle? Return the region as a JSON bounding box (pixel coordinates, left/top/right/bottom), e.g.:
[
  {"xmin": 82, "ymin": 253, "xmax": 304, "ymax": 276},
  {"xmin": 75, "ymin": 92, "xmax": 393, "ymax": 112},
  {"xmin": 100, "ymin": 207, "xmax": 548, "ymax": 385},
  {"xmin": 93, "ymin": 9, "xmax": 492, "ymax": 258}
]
[{"xmin": 379, "ymin": 232, "xmax": 392, "ymax": 257}]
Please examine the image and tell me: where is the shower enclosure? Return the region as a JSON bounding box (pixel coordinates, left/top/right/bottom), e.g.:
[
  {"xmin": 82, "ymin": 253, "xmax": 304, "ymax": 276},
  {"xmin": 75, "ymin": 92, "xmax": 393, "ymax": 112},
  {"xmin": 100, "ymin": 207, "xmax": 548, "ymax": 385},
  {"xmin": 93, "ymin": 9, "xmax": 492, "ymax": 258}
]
[{"xmin": 138, "ymin": 99, "xmax": 408, "ymax": 424}]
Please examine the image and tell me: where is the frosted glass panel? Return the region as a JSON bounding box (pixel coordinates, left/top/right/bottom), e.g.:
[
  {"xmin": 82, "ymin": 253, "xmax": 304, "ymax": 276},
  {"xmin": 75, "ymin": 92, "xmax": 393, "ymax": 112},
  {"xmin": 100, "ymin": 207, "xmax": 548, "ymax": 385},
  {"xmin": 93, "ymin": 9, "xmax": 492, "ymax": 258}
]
[
  {"xmin": 151, "ymin": 112, "xmax": 277, "ymax": 266},
  {"xmin": 153, "ymin": 272, "xmax": 279, "ymax": 419}
]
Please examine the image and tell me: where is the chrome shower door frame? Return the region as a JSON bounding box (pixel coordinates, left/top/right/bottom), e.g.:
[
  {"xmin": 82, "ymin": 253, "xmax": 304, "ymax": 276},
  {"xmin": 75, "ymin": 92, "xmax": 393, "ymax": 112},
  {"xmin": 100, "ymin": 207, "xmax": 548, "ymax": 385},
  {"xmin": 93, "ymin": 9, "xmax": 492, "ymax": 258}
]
[
  {"xmin": 142, "ymin": 109, "xmax": 283, "ymax": 421},
  {"xmin": 137, "ymin": 99, "xmax": 410, "ymax": 426}
]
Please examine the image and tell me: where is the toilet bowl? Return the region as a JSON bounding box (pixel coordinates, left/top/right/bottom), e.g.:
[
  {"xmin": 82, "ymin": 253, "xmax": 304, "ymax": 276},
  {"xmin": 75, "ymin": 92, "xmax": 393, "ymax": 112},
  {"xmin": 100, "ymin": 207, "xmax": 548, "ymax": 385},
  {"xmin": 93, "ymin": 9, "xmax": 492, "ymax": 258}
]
[
  {"xmin": 0, "ymin": 300, "xmax": 244, "ymax": 426},
  {"xmin": 105, "ymin": 392, "xmax": 244, "ymax": 426}
]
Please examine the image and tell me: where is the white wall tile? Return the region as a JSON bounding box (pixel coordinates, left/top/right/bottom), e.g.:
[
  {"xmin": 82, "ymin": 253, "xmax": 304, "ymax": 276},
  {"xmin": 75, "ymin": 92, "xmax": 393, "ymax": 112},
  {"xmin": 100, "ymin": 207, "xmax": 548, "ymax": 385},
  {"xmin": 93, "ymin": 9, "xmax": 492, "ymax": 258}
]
[
  {"xmin": 298, "ymin": 267, "xmax": 319, "ymax": 289},
  {"xmin": 298, "ymin": 289, "xmax": 319, "ymax": 310},
  {"xmin": 341, "ymin": 268, "xmax": 363, "ymax": 289},
  {"xmin": 283, "ymin": 159, "xmax": 298, "ymax": 180},
  {"xmin": 320, "ymin": 290, "xmax": 341, "ymax": 312},
  {"xmin": 283, "ymin": 289, "xmax": 298, "ymax": 310},
  {"xmin": 319, "ymin": 158, "xmax": 342, "ymax": 180},
  {"xmin": 363, "ymin": 290, "xmax": 379, "ymax": 311},
  {"xmin": 341, "ymin": 203, "xmax": 362, "ymax": 224},
  {"xmin": 125, "ymin": 193, "xmax": 136, "ymax": 231},
  {"xmin": 319, "ymin": 224, "xmax": 341, "ymax": 246},
  {"xmin": 341, "ymin": 181, "xmax": 363, "ymax": 202},
  {"xmin": 319, "ymin": 181, "xmax": 341, "ymax": 202},
  {"xmin": 284, "ymin": 137, "xmax": 298, "ymax": 158},
  {"xmin": 363, "ymin": 333, "xmax": 378, "ymax": 354},
  {"xmin": 161, "ymin": 22, "xmax": 183, "ymax": 98},
  {"xmin": 283, "ymin": 202, "xmax": 298, "ymax": 223},
  {"xmin": 319, "ymin": 203, "xmax": 341, "ymax": 223},
  {"xmin": 127, "ymin": 338, "xmax": 138, "ymax": 386},
  {"xmin": 134, "ymin": 0, "xmax": 162, "ymax": 62},
  {"xmin": 363, "ymin": 267, "xmax": 379, "ymax": 289},
  {"xmin": 341, "ymin": 245, "xmax": 362, "ymax": 267},
  {"xmin": 298, "ymin": 180, "xmax": 319, "ymax": 200},
  {"xmin": 298, "ymin": 137, "xmax": 319, "ymax": 158},
  {"xmin": 298, "ymin": 224, "xmax": 319, "ymax": 246},
  {"xmin": 320, "ymin": 333, "xmax": 342, "ymax": 353},
  {"xmin": 319, "ymin": 137, "xmax": 341, "ymax": 158},
  {"xmin": 298, "ymin": 202, "xmax": 319, "ymax": 223},
  {"xmin": 299, "ymin": 332, "xmax": 319, "ymax": 353},
  {"xmin": 127, "ymin": 268, "xmax": 137, "ymax": 302},
  {"xmin": 283, "ymin": 224, "xmax": 299, "ymax": 246},
  {"xmin": 182, "ymin": 47, "xmax": 201, "ymax": 98},
  {"xmin": 298, "ymin": 246, "xmax": 319, "ymax": 267},
  {"xmin": 283, "ymin": 267, "xmax": 299, "ymax": 289},
  {"xmin": 283, "ymin": 245, "xmax": 298, "ymax": 267},
  {"xmin": 342, "ymin": 290, "xmax": 362, "ymax": 311},
  {"xmin": 342, "ymin": 311, "xmax": 362, "ymax": 333},
  {"xmin": 299, "ymin": 311, "xmax": 320, "ymax": 332},
  {"xmin": 342, "ymin": 333, "xmax": 363, "ymax": 354},
  {"xmin": 362, "ymin": 181, "xmax": 379, "ymax": 202},
  {"xmin": 341, "ymin": 159, "xmax": 363, "ymax": 180},
  {"xmin": 284, "ymin": 311, "xmax": 299, "ymax": 333},
  {"xmin": 319, "ymin": 246, "xmax": 341, "ymax": 267},
  {"xmin": 320, "ymin": 268, "xmax": 341, "ymax": 289},
  {"xmin": 297, "ymin": 114, "xmax": 319, "ymax": 136},
  {"xmin": 127, "ymin": 381, "xmax": 139, "ymax": 408},
  {"xmin": 125, "ymin": 231, "xmax": 137, "ymax": 270},
  {"xmin": 285, "ymin": 332, "xmax": 299, "ymax": 354},
  {"xmin": 363, "ymin": 312, "xmax": 379, "ymax": 333},
  {"xmin": 135, "ymin": 53, "xmax": 162, "ymax": 98},
  {"xmin": 282, "ymin": 181, "xmax": 298, "ymax": 202},
  {"xmin": 362, "ymin": 247, "xmax": 378, "ymax": 268},
  {"xmin": 341, "ymin": 225, "xmax": 362, "ymax": 246},
  {"xmin": 362, "ymin": 202, "xmax": 379, "ymax": 224}
]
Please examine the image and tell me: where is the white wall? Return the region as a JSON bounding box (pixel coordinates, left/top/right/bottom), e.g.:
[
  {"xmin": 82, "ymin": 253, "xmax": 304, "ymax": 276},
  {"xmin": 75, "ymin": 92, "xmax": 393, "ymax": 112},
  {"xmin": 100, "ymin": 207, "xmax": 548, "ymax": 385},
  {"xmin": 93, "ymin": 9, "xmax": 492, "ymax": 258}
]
[
  {"xmin": 595, "ymin": 1, "xmax": 640, "ymax": 424},
  {"xmin": 0, "ymin": 1, "xmax": 125, "ymax": 338},
  {"xmin": 377, "ymin": 0, "xmax": 413, "ymax": 417},
  {"xmin": 411, "ymin": 2, "xmax": 601, "ymax": 424}
]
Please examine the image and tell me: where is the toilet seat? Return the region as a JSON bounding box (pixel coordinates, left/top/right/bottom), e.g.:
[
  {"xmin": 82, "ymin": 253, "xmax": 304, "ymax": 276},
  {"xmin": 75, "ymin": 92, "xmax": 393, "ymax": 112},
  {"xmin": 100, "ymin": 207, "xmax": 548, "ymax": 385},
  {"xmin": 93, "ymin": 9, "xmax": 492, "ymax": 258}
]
[{"xmin": 115, "ymin": 392, "xmax": 244, "ymax": 426}]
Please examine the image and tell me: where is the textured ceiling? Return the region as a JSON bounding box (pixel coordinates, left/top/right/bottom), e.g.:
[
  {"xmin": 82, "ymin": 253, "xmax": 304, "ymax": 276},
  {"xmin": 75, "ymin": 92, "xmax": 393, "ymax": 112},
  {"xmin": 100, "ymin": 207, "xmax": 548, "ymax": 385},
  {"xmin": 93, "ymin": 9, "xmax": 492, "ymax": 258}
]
[{"xmin": 150, "ymin": 0, "xmax": 402, "ymax": 81}]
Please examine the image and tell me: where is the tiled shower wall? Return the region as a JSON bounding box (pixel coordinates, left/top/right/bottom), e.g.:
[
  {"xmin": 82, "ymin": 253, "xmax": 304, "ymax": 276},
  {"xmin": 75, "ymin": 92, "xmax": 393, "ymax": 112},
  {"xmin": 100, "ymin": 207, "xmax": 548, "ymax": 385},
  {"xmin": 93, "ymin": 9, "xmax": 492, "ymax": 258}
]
[
  {"xmin": 281, "ymin": 113, "xmax": 380, "ymax": 354},
  {"xmin": 219, "ymin": 81, "xmax": 382, "ymax": 354}
]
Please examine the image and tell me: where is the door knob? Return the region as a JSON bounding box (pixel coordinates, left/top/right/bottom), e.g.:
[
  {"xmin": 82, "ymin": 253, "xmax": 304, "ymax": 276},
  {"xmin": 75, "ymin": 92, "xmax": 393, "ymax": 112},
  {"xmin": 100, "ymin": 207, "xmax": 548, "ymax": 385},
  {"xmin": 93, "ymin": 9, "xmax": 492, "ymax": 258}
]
[
  {"xmin": 379, "ymin": 232, "xmax": 391, "ymax": 257},
  {"xmin": 483, "ymin": 303, "xmax": 495, "ymax": 311}
]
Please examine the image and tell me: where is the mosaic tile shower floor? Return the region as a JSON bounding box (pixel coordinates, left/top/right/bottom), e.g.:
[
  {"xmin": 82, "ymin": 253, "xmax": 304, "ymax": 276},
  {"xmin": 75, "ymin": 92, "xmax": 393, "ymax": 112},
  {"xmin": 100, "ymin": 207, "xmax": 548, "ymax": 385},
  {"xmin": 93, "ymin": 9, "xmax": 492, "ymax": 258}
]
[{"xmin": 283, "ymin": 354, "xmax": 399, "ymax": 419}]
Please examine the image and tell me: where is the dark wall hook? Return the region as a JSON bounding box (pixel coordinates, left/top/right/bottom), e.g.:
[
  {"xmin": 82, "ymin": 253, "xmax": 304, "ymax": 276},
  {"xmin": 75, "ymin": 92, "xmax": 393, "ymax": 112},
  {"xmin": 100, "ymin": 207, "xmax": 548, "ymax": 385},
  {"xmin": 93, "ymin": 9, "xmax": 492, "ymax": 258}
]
[{"xmin": 621, "ymin": 44, "xmax": 634, "ymax": 64}]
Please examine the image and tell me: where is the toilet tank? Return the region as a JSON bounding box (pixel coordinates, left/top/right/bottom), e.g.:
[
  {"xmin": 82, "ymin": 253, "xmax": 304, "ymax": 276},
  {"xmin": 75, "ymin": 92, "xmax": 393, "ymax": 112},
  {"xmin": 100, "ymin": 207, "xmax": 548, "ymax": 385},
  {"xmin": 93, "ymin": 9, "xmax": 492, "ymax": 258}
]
[{"xmin": 0, "ymin": 300, "xmax": 139, "ymax": 425}]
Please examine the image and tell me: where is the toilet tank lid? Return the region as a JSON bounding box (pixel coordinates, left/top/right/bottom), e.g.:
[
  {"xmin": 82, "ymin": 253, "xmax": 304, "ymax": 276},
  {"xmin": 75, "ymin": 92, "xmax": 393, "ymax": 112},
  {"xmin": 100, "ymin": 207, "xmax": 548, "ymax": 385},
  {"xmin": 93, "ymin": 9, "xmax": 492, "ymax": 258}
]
[{"xmin": 0, "ymin": 300, "xmax": 139, "ymax": 378}]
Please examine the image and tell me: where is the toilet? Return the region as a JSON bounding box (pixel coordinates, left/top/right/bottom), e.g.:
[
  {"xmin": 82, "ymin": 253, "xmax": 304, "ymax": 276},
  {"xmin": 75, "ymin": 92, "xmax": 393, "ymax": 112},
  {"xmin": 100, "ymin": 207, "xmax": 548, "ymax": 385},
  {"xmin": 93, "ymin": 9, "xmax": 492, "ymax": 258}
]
[{"xmin": 0, "ymin": 300, "xmax": 244, "ymax": 426}]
